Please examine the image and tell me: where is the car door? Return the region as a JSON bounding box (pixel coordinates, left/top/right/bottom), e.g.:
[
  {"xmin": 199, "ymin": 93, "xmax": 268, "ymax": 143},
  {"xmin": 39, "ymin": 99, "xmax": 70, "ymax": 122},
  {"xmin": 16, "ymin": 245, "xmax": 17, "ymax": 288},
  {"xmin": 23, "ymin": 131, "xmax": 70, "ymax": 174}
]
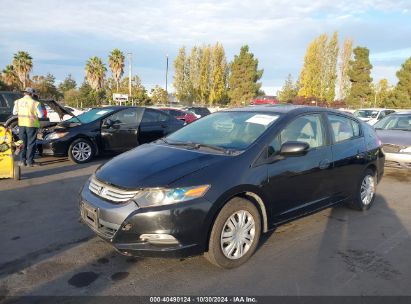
[
  {"xmin": 138, "ymin": 108, "xmax": 170, "ymax": 144},
  {"xmin": 101, "ymin": 108, "xmax": 142, "ymax": 152},
  {"xmin": 0, "ymin": 94, "xmax": 10, "ymax": 123},
  {"xmin": 327, "ymin": 114, "xmax": 367, "ymax": 200},
  {"xmin": 262, "ymin": 113, "xmax": 334, "ymax": 222}
]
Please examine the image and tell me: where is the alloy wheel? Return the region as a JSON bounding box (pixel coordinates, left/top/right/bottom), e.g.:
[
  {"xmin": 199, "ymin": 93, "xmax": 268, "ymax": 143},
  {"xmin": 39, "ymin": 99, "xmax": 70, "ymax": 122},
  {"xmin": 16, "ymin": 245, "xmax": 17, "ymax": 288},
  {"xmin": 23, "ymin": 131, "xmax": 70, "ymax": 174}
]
[
  {"xmin": 360, "ymin": 174, "xmax": 375, "ymax": 205},
  {"xmin": 71, "ymin": 141, "xmax": 92, "ymax": 162}
]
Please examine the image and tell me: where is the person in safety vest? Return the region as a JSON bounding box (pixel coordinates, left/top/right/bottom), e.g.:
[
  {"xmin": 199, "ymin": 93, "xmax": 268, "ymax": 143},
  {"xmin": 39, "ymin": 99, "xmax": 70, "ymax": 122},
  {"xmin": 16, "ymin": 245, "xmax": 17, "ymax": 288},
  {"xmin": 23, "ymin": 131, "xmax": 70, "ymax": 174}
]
[{"xmin": 12, "ymin": 87, "xmax": 44, "ymax": 167}]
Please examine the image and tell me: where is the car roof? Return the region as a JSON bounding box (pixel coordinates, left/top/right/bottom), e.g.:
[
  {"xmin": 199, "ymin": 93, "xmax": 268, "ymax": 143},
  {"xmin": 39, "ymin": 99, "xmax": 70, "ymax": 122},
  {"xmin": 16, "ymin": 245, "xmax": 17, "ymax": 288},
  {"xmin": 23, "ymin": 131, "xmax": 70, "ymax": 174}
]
[
  {"xmin": 223, "ymin": 104, "xmax": 327, "ymax": 114},
  {"xmin": 356, "ymin": 108, "xmax": 389, "ymax": 111},
  {"xmin": 391, "ymin": 110, "xmax": 411, "ymax": 115}
]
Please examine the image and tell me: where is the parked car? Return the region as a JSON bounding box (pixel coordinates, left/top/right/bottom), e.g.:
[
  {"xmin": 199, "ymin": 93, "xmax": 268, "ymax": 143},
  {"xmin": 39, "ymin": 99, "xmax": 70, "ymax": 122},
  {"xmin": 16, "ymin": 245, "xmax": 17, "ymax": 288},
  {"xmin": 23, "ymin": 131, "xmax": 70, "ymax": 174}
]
[
  {"xmin": 0, "ymin": 91, "xmax": 54, "ymax": 134},
  {"xmin": 250, "ymin": 95, "xmax": 279, "ymax": 105},
  {"xmin": 46, "ymin": 105, "xmax": 84, "ymax": 122},
  {"xmin": 39, "ymin": 106, "xmax": 184, "ymax": 163},
  {"xmin": 354, "ymin": 108, "xmax": 396, "ymax": 125},
  {"xmin": 374, "ymin": 111, "xmax": 411, "ymax": 169},
  {"xmin": 79, "ymin": 105, "xmax": 384, "ymax": 268},
  {"xmin": 183, "ymin": 106, "xmax": 211, "ymax": 118},
  {"xmin": 159, "ymin": 108, "xmax": 197, "ymax": 124}
]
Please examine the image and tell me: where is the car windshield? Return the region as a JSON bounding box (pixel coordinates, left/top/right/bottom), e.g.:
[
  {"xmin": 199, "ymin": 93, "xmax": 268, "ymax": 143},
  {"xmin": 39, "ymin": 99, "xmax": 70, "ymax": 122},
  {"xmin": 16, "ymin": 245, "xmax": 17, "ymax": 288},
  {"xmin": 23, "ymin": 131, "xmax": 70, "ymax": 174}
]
[
  {"xmin": 374, "ymin": 114, "xmax": 411, "ymax": 131},
  {"xmin": 65, "ymin": 108, "xmax": 115, "ymax": 124},
  {"xmin": 165, "ymin": 111, "xmax": 280, "ymax": 151},
  {"xmin": 354, "ymin": 110, "xmax": 379, "ymax": 118}
]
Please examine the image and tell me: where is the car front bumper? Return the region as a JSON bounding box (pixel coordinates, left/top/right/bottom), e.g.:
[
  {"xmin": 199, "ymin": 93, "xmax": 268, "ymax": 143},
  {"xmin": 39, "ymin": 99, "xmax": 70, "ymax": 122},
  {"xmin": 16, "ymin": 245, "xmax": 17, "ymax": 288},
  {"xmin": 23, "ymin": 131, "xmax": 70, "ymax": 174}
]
[
  {"xmin": 79, "ymin": 179, "xmax": 213, "ymax": 258},
  {"xmin": 384, "ymin": 152, "xmax": 411, "ymax": 169},
  {"xmin": 37, "ymin": 139, "xmax": 68, "ymax": 157}
]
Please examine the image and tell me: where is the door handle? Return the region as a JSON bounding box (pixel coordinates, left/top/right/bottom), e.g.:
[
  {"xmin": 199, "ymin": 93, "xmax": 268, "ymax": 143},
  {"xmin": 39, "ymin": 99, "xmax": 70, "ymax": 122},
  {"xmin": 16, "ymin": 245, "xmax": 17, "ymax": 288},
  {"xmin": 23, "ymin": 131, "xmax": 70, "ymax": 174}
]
[
  {"xmin": 160, "ymin": 124, "xmax": 167, "ymax": 128},
  {"xmin": 319, "ymin": 159, "xmax": 331, "ymax": 169}
]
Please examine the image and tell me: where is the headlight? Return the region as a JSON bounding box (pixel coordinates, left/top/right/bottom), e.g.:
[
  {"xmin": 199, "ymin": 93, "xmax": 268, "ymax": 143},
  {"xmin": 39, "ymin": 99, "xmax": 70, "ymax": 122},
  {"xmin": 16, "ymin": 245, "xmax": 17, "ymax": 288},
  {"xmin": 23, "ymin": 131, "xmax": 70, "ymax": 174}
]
[
  {"xmin": 400, "ymin": 146, "xmax": 411, "ymax": 153},
  {"xmin": 133, "ymin": 185, "xmax": 210, "ymax": 207},
  {"xmin": 45, "ymin": 132, "xmax": 68, "ymax": 140}
]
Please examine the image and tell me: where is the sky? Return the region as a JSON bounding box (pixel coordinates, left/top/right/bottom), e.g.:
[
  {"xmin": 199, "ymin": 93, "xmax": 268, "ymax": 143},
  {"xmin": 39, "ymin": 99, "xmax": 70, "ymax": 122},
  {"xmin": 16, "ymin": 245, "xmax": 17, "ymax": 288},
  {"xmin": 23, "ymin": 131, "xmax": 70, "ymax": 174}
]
[{"xmin": 0, "ymin": 0, "xmax": 410, "ymax": 96}]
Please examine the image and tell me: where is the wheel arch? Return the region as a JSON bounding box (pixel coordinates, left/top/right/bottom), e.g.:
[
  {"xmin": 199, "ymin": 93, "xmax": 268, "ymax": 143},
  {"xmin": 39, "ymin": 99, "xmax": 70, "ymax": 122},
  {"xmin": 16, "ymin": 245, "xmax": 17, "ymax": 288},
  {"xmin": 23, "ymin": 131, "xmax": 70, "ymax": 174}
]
[{"xmin": 204, "ymin": 186, "xmax": 270, "ymax": 251}]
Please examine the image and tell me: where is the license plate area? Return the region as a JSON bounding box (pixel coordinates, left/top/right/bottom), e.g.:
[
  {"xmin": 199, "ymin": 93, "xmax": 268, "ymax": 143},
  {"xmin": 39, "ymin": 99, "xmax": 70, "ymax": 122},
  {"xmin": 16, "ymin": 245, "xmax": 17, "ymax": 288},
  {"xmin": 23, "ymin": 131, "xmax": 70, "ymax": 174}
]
[{"xmin": 81, "ymin": 201, "xmax": 99, "ymax": 229}]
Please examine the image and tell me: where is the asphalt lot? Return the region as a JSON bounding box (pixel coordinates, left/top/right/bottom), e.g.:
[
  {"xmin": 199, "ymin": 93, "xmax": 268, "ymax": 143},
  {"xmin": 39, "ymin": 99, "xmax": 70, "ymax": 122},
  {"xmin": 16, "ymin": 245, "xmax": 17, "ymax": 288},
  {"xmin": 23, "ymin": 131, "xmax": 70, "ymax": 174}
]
[{"xmin": 0, "ymin": 157, "xmax": 410, "ymax": 297}]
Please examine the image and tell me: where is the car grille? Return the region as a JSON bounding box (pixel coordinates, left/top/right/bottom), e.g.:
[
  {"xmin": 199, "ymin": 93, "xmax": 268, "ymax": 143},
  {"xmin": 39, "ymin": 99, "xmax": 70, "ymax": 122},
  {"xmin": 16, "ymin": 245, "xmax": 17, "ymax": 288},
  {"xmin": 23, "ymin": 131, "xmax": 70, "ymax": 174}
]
[
  {"xmin": 89, "ymin": 176, "xmax": 139, "ymax": 203},
  {"xmin": 382, "ymin": 144, "xmax": 404, "ymax": 153}
]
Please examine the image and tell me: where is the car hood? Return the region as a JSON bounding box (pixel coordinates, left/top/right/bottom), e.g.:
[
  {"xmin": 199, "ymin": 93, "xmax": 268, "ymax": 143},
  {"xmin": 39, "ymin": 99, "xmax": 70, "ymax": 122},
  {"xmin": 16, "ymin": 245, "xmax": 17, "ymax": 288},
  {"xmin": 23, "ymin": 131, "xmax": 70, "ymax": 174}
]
[
  {"xmin": 95, "ymin": 143, "xmax": 225, "ymax": 189},
  {"xmin": 376, "ymin": 129, "xmax": 411, "ymax": 146}
]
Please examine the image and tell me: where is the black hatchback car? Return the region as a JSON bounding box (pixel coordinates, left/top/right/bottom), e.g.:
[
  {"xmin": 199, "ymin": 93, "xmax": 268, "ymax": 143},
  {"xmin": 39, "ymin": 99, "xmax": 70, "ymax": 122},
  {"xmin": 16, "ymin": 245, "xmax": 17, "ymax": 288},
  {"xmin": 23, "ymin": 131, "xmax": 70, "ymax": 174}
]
[
  {"xmin": 79, "ymin": 105, "xmax": 384, "ymax": 268},
  {"xmin": 40, "ymin": 106, "xmax": 184, "ymax": 163}
]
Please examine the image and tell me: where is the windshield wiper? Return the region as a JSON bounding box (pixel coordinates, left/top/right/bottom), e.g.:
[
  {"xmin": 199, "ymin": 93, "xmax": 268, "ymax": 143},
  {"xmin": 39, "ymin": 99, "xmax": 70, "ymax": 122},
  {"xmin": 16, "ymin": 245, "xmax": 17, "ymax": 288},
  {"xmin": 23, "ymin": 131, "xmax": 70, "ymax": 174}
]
[{"xmin": 161, "ymin": 139, "xmax": 238, "ymax": 154}]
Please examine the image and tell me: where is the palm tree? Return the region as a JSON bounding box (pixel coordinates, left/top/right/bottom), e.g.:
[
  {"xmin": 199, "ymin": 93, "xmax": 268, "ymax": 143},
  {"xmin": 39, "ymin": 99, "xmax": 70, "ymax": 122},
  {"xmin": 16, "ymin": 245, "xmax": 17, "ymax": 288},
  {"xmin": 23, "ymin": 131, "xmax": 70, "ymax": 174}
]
[
  {"xmin": 2, "ymin": 65, "xmax": 19, "ymax": 87},
  {"xmin": 85, "ymin": 56, "xmax": 107, "ymax": 90},
  {"xmin": 12, "ymin": 51, "xmax": 33, "ymax": 88},
  {"xmin": 108, "ymin": 49, "xmax": 125, "ymax": 92}
]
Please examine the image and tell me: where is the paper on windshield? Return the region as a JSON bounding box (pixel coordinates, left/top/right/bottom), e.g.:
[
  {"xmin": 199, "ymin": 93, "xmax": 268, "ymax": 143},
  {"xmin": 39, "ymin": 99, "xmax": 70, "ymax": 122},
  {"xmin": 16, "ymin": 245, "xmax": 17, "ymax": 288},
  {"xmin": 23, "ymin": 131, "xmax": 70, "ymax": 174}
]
[
  {"xmin": 96, "ymin": 110, "xmax": 109, "ymax": 115},
  {"xmin": 246, "ymin": 114, "xmax": 278, "ymax": 126}
]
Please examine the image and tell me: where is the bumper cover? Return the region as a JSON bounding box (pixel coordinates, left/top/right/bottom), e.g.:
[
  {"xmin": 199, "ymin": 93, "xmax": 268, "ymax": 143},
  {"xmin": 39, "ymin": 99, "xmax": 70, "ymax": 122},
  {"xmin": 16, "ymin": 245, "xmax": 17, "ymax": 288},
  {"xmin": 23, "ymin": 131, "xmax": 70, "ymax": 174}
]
[
  {"xmin": 384, "ymin": 152, "xmax": 411, "ymax": 169},
  {"xmin": 80, "ymin": 180, "xmax": 213, "ymax": 258}
]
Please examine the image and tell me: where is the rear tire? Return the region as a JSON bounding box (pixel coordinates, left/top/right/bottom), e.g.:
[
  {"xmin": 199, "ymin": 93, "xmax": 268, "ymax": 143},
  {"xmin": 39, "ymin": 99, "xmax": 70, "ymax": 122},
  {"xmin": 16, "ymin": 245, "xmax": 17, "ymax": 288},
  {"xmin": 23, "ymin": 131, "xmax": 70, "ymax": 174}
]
[
  {"xmin": 347, "ymin": 168, "xmax": 376, "ymax": 211},
  {"xmin": 205, "ymin": 197, "xmax": 261, "ymax": 268},
  {"xmin": 68, "ymin": 138, "xmax": 95, "ymax": 164}
]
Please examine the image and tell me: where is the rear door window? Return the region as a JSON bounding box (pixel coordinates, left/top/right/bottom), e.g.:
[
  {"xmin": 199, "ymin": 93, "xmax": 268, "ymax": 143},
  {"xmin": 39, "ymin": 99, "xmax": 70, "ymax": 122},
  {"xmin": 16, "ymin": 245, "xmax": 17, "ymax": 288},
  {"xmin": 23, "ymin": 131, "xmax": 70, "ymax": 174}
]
[
  {"xmin": 328, "ymin": 114, "xmax": 361, "ymax": 143},
  {"xmin": 142, "ymin": 109, "xmax": 169, "ymax": 123}
]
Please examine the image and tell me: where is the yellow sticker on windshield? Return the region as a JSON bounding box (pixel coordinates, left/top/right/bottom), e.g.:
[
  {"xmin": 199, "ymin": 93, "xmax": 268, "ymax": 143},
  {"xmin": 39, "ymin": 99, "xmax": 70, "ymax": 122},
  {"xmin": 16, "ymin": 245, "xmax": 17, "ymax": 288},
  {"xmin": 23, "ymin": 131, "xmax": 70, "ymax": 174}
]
[{"xmin": 246, "ymin": 115, "xmax": 278, "ymax": 126}]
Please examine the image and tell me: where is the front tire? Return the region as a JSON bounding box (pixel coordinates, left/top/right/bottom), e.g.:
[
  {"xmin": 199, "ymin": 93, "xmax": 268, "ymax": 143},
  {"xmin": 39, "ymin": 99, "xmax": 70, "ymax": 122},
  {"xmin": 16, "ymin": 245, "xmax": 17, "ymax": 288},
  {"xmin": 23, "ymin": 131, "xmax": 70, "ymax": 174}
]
[
  {"xmin": 205, "ymin": 197, "xmax": 261, "ymax": 268},
  {"xmin": 68, "ymin": 138, "xmax": 95, "ymax": 164},
  {"xmin": 347, "ymin": 168, "xmax": 376, "ymax": 211}
]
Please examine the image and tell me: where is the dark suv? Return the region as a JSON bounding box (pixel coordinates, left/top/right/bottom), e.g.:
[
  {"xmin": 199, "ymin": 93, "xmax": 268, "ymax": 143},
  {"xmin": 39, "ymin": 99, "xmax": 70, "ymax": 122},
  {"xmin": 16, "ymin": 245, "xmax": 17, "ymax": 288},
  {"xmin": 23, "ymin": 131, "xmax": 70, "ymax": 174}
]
[{"xmin": 0, "ymin": 91, "xmax": 68, "ymax": 132}]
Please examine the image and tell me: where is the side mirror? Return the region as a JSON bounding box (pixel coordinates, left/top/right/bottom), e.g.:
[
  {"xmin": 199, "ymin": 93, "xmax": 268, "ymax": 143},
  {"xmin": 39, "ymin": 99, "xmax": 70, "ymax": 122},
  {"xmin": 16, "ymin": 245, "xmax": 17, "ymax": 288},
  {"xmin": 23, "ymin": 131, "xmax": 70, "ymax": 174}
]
[
  {"xmin": 103, "ymin": 119, "xmax": 114, "ymax": 128},
  {"xmin": 280, "ymin": 141, "xmax": 309, "ymax": 156}
]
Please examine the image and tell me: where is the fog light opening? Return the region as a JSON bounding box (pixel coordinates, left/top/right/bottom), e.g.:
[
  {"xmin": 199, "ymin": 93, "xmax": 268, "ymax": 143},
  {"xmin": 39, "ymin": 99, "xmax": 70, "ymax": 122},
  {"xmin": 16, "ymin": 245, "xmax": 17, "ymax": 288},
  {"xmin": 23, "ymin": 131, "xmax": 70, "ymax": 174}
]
[{"xmin": 139, "ymin": 234, "xmax": 179, "ymax": 245}]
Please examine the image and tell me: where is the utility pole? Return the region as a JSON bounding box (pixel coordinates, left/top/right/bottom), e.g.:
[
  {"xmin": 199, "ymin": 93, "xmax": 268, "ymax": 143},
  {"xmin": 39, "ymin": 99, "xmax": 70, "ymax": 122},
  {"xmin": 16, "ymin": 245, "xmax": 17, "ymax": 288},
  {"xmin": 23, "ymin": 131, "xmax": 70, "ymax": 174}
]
[
  {"xmin": 128, "ymin": 52, "xmax": 132, "ymax": 105},
  {"xmin": 165, "ymin": 54, "xmax": 169, "ymax": 105}
]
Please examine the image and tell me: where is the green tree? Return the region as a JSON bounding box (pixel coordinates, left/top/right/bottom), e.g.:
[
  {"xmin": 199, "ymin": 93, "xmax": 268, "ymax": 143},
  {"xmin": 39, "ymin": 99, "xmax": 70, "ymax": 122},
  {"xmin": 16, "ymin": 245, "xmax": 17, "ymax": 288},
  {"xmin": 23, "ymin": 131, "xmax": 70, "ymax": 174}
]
[
  {"xmin": 299, "ymin": 32, "xmax": 339, "ymax": 103},
  {"xmin": 209, "ymin": 42, "xmax": 228, "ymax": 105},
  {"xmin": 277, "ymin": 74, "xmax": 299, "ymax": 102},
  {"xmin": 58, "ymin": 74, "xmax": 77, "ymax": 95},
  {"xmin": 1, "ymin": 65, "xmax": 20, "ymax": 90},
  {"xmin": 85, "ymin": 56, "xmax": 107, "ymax": 91},
  {"xmin": 298, "ymin": 34, "xmax": 327, "ymax": 98},
  {"xmin": 374, "ymin": 79, "xmax": 391, "ymax": 107},
  {"xmin": 173, "ymin": 47, "xmax": 190, "ymax": 103},
  {"xmin": 199, "ymin": 45, "xmax": 211, "ymax": 105},
  {"xmin": 31, "ymin": 73, "xmax": 60, "ymax": 99},
  {"xmin": 323, "ymin": 32, "xmax": 339, "ymax": 103},
  {"xmin": 63, "ymin": 88, "xmax": 81, "ymax": 108},
  {"xmin": 338, "ymin": 38, "xmax": 353, "ymax": 100},
  {"xmin": 108, "ymin": 49, "xmax": 125, "ymax": 92},
  {"xmin": 393, "ymin": 57, "xmax": 411, "ymax": 107},
  {"xmin": 188, "ymin": 46, "xmax": 201, "ymax": 104},
  {"xmin": 77, "ymin": 81, "xmax": 105, "ymax": 107},
  {"xmin": 228, "ymin": 45, "xmax": 263, "ymax": 106},
  {"xmin": 347, "ymin": 47, "xmax": 373, "ymax": 107},
  {"xmin": 150, "ymin": 85, "xmax": 168, "ymax": 104},
  {"xmin": 12, "ymin": 51, "xmax": 33, "ymax": 88}
]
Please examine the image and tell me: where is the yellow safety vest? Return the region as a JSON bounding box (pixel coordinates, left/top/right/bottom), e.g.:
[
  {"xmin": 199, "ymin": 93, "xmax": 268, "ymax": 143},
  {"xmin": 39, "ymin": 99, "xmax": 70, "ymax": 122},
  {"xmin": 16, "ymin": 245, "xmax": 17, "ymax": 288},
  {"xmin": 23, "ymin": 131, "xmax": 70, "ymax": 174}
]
[{"xmin": 16, "ymin": 96, "xmax": 40, "ymax": 128}]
